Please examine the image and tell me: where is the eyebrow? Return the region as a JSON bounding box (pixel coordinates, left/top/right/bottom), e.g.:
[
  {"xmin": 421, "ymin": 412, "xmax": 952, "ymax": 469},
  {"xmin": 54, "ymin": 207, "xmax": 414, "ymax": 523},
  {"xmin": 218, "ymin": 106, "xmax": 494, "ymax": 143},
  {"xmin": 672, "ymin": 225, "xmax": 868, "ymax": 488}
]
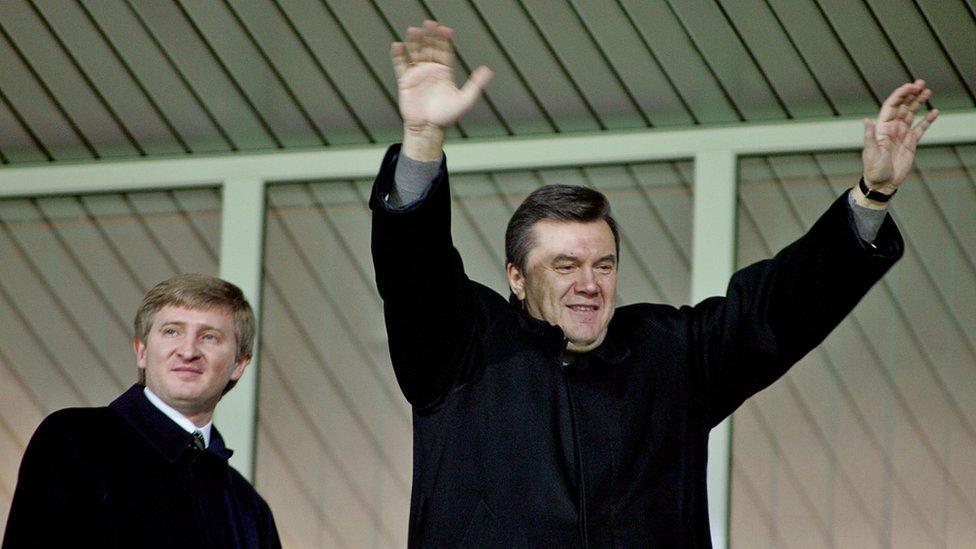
[
  {"xmin": 551, "ymin": 253, "xmax": 617, "ymax": 265},
  {"xmin": 159, "ymin": 321, "xmax": 225, "ymax": 334}
]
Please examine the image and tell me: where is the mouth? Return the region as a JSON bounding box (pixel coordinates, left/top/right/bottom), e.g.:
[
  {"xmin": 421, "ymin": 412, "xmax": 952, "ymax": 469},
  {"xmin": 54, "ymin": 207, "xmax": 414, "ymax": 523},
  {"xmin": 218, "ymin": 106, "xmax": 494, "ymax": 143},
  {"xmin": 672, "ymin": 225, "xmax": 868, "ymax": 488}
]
[
  {"xmin": 566, "ymin": 304, "xmax": 600, "ymax": 321},
  {"xmin": 172, "ymin": 367, "xmax": 203, "ymax": 377}
]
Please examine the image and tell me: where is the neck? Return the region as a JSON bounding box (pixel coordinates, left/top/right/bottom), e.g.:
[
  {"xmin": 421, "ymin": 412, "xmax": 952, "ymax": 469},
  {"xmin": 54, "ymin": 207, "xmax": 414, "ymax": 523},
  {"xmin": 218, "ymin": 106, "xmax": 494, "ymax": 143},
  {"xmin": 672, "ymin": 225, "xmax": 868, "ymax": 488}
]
[
  {"xmin": 160, "ymin": 391, "xmax": 215, "ymax": 427},
  {"xmin": 182, "ymin": 409, "xmax": 214, "ymax": 428},
  {"xmin": 143, "ymin": 386, "xmax": 216, "ymax": 430},
  {"xmin": 172, "ymin": 398, "xmax": 217, "ymax": 428},
  {"xmin": 165, "ymin": 396, "xmax": 217, "ymax": 428}
]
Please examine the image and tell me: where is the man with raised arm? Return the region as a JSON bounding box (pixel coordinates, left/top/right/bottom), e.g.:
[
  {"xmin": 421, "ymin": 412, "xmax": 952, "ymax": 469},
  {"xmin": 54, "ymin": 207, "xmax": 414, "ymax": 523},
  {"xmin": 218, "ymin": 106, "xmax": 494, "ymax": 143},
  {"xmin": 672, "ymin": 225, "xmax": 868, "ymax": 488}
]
[{"xmin": 370, "ymin": 20, "xmax": 938, "ymax": 547}]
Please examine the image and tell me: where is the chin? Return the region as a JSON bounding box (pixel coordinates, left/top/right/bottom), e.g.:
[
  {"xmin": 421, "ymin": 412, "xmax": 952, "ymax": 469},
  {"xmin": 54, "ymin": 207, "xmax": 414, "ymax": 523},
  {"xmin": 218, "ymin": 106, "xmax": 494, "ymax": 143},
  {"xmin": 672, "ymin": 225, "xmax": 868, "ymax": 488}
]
[
  {"xmin": 566, "ymin": 334, "xmax": 604, "ymax": 353},
  {"xmin": 566, "ymin": 343, "xmax": 593, "ymax": 353}
]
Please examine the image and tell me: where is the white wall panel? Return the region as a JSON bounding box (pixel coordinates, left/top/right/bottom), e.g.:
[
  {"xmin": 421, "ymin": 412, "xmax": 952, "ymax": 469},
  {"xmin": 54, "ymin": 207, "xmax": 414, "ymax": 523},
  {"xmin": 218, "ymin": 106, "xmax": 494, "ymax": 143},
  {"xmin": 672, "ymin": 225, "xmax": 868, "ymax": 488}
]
[{"xmin": 730, "ymin": 145, "xmax": 976, "ymax": 548}]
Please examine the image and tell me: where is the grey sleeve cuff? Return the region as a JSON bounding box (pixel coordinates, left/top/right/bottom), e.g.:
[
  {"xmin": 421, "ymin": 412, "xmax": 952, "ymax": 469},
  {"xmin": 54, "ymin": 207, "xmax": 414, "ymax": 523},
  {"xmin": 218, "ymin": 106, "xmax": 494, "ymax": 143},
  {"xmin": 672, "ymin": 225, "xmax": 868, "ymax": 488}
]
[
  {"xmin": 388, "ymin": 151, "xmax": 443, "ymax": 207},
  {"xmin": 847, "ymin": 190, "xmax": 888, "ymax": 244}
]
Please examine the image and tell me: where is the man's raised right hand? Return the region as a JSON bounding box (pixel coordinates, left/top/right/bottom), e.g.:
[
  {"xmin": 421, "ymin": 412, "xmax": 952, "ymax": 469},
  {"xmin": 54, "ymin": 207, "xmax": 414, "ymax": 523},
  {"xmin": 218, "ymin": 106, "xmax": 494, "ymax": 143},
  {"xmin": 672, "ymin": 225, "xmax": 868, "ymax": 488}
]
[{"xmin": 391, "ymin": 20, "xmax": 493, "ymax": 161}]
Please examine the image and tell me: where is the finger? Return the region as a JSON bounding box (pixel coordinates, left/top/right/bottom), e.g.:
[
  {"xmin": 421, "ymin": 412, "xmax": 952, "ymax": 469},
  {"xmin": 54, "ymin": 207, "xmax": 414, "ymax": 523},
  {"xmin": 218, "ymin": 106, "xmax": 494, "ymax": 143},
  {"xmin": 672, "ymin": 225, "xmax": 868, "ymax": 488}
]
[
  {"xmin": 457, "ymin": 65, "xmax": 494, "ymax": 111},
  {"xmin": 429, "ymin": 24, "xmax": 455, "ymax": 66},
  {"xmin": 878, "ymin": 81, "xmax": 922, "ymax": 122},
  {"xmin": 434, "ymin": 23, "xmax": 455, "ymax": 38},
  {"xmin": 910, "ymin": 108, "xmax": 939, "ymax": 142},
  {"xmin": 904, "ymin": 87, "xmax": 933, "ymax": 130},
  {"xmin": 901, "ymin": 87, "xmax": 928, "ymax": 118},
  {"xmin": 907, "ymin": 88, "xmax": 932, "ymax": 118},
  {"xmin": 862, "ymin": 117, "xmax": 877, "ymax": 153},
  {"xmin": 390, "ymin": 42, "xmax": 408, "ymax": 80},
  {"xmin": 420, "ymin": 20, "xmax": 439, "ymax": 63},
  {"xmin": 897, "ymin": 100, "xmax": 912, "ymax": 124},
  {"xmin": 405, "ymin": 26, "xmax": 422, "ymax": 63}
]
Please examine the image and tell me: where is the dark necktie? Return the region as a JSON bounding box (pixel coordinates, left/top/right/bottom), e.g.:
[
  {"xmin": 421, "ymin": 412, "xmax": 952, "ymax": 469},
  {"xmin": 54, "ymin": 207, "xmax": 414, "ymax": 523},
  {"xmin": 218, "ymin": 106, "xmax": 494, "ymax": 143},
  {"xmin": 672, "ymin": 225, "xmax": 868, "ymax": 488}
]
[{"xmin": 192, "ymin": 431, "xmax": 206, "ymax": 451}]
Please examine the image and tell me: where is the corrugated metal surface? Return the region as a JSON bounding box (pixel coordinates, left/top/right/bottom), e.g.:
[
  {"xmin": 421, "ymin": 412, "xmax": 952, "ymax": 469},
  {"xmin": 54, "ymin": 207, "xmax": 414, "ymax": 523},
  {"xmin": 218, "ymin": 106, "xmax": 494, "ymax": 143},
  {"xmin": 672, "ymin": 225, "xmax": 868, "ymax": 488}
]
[
  {"xmin": 0, "ymin": 188, "xmax": 221, "ymax": 536},
  {"xmin": 730, "ymin": 145, "xmax": 976, "ymax": 547},
  {"xmin": 1, "ymin": 1, "xmax": 973, "ymax": 545},
  {"xmin": 257, "ymin": 159, "xmax": 693, "ymax": 547},
  {"xmin": 0, "ymin": 0, "xmax": 972, "ymax": 164}
]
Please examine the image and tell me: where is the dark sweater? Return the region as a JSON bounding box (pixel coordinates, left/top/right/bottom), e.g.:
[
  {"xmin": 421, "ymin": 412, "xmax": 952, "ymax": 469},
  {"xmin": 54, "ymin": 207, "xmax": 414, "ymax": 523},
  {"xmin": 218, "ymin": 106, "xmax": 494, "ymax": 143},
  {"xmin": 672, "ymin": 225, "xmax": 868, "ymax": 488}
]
[
  {"xmin": 370, "ymin": 144, "xmax": 903, "ymax": 547},
  {"xmin": 3, "ymin": 385, "xmax": 280, "ymax": 548}
]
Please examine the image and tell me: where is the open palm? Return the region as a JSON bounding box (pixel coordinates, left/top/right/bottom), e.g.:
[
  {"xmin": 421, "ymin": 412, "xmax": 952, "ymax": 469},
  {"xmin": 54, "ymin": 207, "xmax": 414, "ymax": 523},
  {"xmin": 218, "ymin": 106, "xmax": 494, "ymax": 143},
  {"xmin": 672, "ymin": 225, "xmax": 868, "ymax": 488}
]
[
  {"xmin": 862, "ymin": 80, "xmax": 939, "ymax": 193},
  {"xmin": 392, "ymin": 22, "xmax": 493, "ymax": 134}
]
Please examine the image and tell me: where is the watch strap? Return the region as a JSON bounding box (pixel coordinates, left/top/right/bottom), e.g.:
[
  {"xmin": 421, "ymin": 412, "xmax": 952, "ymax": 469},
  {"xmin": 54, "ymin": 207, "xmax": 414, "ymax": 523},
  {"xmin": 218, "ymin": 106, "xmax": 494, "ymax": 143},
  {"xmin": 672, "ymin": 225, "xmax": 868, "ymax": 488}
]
[{"xmin": 859, "ymin": 178, "xmax": 896, "ymax": 202}]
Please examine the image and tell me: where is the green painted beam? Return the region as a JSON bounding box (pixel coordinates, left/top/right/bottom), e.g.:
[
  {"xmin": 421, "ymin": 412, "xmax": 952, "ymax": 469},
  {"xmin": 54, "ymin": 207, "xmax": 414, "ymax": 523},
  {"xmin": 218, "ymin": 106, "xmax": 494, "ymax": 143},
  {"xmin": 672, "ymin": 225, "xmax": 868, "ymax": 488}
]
[
  {"xmin": 215, "ymin": 178, "xmax": 266, "ymax": 481},
  {"xmin": 692, "ymin": 150, "xmax": 738, "ymax": 549},
  {"xmin": 1, "ymin": 111, "xmax": 971, "ymax": 196}
]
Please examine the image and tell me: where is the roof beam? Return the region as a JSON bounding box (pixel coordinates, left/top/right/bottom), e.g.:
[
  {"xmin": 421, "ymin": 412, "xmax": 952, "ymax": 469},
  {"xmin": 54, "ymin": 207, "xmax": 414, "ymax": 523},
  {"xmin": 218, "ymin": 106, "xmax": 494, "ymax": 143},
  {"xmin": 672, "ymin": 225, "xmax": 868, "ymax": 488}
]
[{"xmin": 1, "ymin": 110, "xmax": 973, "ymax": 195}]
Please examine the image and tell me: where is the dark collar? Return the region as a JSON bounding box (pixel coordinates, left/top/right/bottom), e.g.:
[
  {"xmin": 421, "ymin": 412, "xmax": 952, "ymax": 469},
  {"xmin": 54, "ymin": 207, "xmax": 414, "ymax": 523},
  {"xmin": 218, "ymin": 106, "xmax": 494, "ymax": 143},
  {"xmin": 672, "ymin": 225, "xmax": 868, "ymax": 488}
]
[
  {"xmin": 511, "ymin": 301, "xmax": 631, "ymax": 368},
  {"xmin": 109, "ymin": 384, "xmax": 234, "ymax": 463}
]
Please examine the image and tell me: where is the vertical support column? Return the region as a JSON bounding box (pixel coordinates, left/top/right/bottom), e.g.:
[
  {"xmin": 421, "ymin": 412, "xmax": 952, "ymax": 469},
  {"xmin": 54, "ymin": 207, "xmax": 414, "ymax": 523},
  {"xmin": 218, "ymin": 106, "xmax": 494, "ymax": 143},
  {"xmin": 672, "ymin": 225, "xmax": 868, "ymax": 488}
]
[
  {"xmin": 217, "ymin": 178, "xmax": 267, "ymax": 481},
  {"xmin": 692, "ymin": 150, "xmax": 738, "ymax": 549}
]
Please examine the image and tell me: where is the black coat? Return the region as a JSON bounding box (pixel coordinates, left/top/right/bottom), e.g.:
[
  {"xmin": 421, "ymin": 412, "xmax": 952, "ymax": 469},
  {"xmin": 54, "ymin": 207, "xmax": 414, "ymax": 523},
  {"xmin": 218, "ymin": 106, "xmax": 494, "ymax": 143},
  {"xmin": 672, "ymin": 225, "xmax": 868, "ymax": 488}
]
[
  {"xmin": 371, "ymin": 145, "xmax": 903, "ymax": 547},
  {"xmin": 3, "ymin": 385, "xmax": 280, "ymax": 549}
]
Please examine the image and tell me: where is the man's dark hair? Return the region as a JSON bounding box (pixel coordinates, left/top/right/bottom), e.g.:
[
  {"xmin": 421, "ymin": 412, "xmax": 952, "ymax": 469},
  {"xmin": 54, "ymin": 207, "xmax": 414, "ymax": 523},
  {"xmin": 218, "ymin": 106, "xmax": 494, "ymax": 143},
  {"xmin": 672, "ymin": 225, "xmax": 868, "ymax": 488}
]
[{"xmin": 505, "ymin": 184, "xmax": 620, "ymax": 276}]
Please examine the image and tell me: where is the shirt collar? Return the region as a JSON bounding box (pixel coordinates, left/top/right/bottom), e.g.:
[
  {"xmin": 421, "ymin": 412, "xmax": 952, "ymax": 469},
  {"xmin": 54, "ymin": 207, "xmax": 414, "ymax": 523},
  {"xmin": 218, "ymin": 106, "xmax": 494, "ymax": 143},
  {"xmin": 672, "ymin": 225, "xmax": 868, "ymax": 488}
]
[
  {"xmin": 109, "ymin": 385, "xmax": 233, "ymax": 463},
  {"xmin": 512, "ymin": 303, "xmax": 631, "ymax": 368},
  {"xmin": 143, "ymin": 386, "xmax": 212, "ymax": 448}
]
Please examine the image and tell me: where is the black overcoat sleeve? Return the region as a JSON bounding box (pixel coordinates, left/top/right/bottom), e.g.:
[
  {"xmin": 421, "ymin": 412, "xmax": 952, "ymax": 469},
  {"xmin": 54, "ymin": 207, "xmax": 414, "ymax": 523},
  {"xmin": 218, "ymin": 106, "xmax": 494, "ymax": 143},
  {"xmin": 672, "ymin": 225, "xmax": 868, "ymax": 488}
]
[
  {"xmin": 689, "ymin": 190, "xmax": 904, "ymax": 427},
  {"xmin": 370, "ymin": 144, "xmax": 482, "ymax": 410}
]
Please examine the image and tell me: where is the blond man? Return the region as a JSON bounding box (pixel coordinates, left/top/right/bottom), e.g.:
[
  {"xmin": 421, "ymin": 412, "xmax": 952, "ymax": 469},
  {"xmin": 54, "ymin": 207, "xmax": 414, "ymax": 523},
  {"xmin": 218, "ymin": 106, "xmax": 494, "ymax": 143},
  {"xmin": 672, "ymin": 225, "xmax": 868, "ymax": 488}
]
[{"xmin": 4, "ymin": 274, "xmax": 280, "ymax": 548}]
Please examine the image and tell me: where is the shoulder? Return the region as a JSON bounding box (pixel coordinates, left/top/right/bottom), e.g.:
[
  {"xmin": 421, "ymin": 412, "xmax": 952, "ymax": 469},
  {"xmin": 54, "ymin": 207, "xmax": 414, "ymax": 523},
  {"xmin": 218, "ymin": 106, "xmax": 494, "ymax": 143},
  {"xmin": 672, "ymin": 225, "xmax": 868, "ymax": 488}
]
[
  {"xmin": 28, "ymin": 406, "xmax": 124, "ymax": 450},
  {"xmin": 608, "ymin": 302, "xmax": 698, "ymax": 356},
  {"xmin": 225, "ymin": 465, "xmax": 257, "ymax": 491},
  {"xmin": 19, "ymin": 406, "xmax": 118, "ymax": 470},
  {"xmin": 613, "ymin": 302, "xmax": 686, "ymax": 331},
  {"xmin": 469, "ymin": 281, "xmax": 547, "ymax": 341},
  {"xmin": 32, "ymin": 406, "xmax": 116, "ymax": 440},
  {"xmin": 225, "ymin": 466, "xmax": 275, "ymax": 515},
  {"xmin": 470, "ymin": 280, "xmax": 509, "ymax": 315}
]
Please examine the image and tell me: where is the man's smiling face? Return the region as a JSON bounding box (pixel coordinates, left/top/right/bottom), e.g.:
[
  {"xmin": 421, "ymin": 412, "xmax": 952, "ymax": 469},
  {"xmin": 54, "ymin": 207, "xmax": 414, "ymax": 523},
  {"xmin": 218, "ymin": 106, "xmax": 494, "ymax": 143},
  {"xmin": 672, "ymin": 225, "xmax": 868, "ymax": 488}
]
[
  {"xmin": 135, "ymin": 305, "xmax": 248, "ymax": 421},
  {"xmin": 507, "ymin": 219, "xmax": 618, "ymax": 353}
]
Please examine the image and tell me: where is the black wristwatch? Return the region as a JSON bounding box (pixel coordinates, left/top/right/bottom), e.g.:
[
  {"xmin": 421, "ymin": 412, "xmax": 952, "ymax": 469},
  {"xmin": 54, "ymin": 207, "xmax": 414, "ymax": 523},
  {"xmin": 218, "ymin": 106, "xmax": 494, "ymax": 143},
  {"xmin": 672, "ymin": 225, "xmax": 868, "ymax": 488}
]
[{"xmin": 859, "ymin": 178, "xmax": 897, "ymax": 202}]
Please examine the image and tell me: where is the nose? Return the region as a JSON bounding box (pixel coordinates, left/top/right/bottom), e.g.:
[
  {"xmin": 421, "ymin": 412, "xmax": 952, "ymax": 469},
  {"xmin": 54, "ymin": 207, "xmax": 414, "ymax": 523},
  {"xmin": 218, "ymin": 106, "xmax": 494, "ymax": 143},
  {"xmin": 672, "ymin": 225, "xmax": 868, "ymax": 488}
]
[
  {"xmin": 575, "ymin": 267, "xmax": 599, "ymax": 295},
  {"xmin": 176, "ymin": 335, "xmax": 201, "ymax": 361}
]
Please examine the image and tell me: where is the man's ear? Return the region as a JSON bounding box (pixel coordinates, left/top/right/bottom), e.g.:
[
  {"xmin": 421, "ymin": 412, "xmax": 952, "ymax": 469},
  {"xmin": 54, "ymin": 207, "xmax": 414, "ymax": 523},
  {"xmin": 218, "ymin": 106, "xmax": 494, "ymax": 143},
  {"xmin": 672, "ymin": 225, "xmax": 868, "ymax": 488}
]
[
  {"xmin": 230, "ymin": 356, "xmax": 250, "ymax": 382},
  {"xmin": 506, "ymin": 263, "xmax": 526, "ymax": 301},
  {"xmin": 133, "ymin": 339, "xmax": 147, "ymax": 371}
]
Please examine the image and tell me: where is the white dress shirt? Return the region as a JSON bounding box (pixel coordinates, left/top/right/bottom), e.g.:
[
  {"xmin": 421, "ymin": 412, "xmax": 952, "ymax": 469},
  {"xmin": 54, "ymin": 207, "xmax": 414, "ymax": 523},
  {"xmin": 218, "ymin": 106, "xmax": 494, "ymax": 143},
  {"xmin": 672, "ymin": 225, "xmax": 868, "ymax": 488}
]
[{"xmin": 143, "ymin": 386, "xmax": 212, "ymax": 448}]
